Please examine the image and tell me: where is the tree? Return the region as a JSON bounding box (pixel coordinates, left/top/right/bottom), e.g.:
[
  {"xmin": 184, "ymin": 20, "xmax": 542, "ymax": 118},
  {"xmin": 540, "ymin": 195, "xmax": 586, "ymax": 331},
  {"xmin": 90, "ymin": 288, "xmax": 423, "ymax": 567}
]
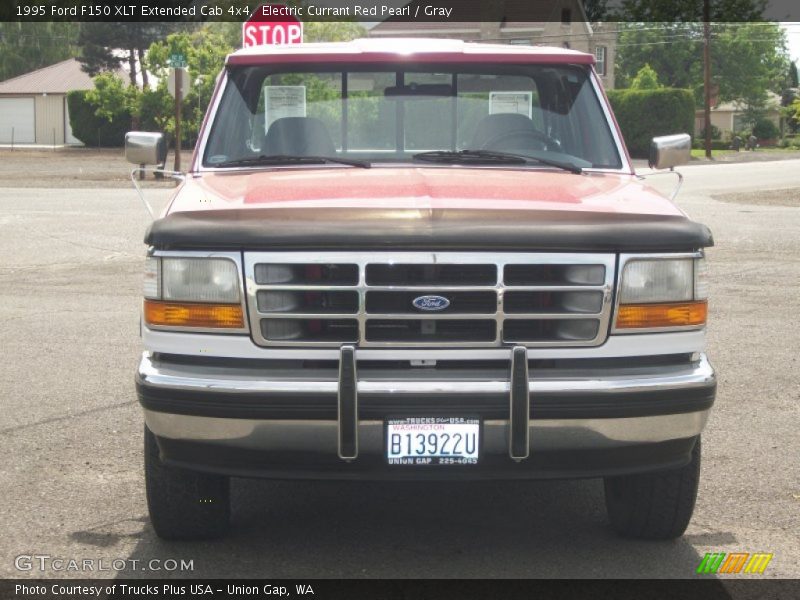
[
  {"xmin": 713, "ymin": 23, "xmax": 791, "ymax": 104},
  {"xmin": 615, "ymin": 23, "xmax": 703, "ymax": 90},
  {"xmin": 791, "ymin": 98, "xmax": 800, "ymax": 131},
  {"xmin": 84, "ymin": 72, "xmax": 137, "ymax": 123},
  {"xmin": 143, "ymin": 28, "xmax": 233, "ymax": 146},
  {"xmin": 0, "ymin": 23, "xmax": 81, "ymax": 82},
  {"xmin": 583, "ymin": 0, "xmax": 609, "ymax": 22},
  {"xmin": 613, "ymin": 0, "xmax": 767, "ymax": 21},
  {"xmin": 78, "ymin": 23, "xmax": 183, "ymax": 88},
  {"xmin": 615, "ymin": 22, "xmax": 791, "ymax": 110},
  {"xmin": 303, "ymin": 21, "xmax": 366, "ymax": 43},
  {"xmin": 630, "ymin": 63, "xmax": 662, "ymax": 89}
]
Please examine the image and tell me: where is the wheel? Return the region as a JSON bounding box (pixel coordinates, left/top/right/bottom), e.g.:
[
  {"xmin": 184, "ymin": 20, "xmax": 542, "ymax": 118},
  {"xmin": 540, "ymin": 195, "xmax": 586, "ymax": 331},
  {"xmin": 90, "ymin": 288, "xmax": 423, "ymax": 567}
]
[
  {"xmin": 603, "ymin": 437, "xmax": 701, "ymax": 540},
  {"xmin": 144, "ymin": 425, "xmax": 230, "ymax": 540}
]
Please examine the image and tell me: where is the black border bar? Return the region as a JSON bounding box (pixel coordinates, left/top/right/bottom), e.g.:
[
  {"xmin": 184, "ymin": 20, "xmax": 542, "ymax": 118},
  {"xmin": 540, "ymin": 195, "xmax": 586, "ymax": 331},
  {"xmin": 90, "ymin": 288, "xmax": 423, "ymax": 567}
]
[
  {"xmin": 4, "ymin": 0, "xmax": 800, "ymax": 22},
  {"xmin": 1, "ymin": 578, "xmax": 797, "ymax": 600}
]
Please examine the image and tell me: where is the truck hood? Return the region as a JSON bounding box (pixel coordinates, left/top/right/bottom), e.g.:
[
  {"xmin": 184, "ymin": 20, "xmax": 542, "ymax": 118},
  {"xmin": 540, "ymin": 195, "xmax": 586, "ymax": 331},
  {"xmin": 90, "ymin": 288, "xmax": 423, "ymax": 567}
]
[
  {"xmin": 170, "ymin": 167, "xmax": 685, "ymax": 217},
  {"xmin": 148, "ymin": 167, "xmax": 713, "ymax": 252}
]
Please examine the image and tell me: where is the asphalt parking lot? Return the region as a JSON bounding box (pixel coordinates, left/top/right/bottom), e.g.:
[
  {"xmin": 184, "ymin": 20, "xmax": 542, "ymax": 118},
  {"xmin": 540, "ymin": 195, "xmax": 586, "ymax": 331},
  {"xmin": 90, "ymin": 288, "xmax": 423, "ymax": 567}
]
[{"xmin": 0, "ymin": 157, "xmax": 798, "ymax": 580}]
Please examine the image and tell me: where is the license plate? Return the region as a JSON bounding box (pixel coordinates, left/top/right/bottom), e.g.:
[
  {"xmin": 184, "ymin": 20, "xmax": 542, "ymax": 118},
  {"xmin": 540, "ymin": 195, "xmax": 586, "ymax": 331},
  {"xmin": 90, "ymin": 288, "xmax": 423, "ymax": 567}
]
[{"xmin": 386, "ymin": 418, "xmax": 480, "ymax": 465}]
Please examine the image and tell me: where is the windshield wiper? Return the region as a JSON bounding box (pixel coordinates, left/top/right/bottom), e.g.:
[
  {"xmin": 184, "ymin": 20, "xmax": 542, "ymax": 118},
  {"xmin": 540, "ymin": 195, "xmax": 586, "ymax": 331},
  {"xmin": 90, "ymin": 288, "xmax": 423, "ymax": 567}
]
[
  {"xmin": 412, "ymin": 150, "xmax": 526, "ymax": 165},
  {"xmin": 412, "ymin": 149, "xmax": 583, "ymax": 174},
  {"xmin": 213, "ymin": 154, "xmax": 371, "ymax": 169}
]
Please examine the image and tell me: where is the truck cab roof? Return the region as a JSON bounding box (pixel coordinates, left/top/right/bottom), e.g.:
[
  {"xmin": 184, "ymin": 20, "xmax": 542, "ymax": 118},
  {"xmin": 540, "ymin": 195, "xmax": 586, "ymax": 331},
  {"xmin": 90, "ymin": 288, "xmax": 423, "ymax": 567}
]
[{"xmin": 227, "ymin": 37, "xmax": 596, "ymax": 66}]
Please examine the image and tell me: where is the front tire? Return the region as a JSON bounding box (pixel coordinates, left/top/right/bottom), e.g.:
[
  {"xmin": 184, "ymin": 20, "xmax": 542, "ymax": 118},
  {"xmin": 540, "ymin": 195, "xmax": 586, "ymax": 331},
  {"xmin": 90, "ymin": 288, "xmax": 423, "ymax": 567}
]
[
  {"xmin": 144, "ymin": 426, "xmax": 230, "ymax": 540},
  {"xmin": 604, "ymin": 437, "xmax": 701, "ymax": 540}
]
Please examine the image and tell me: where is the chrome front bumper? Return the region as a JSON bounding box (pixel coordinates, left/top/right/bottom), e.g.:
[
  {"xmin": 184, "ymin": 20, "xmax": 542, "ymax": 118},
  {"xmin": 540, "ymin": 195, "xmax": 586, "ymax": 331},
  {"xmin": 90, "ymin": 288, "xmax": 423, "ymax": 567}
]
[
  {"xmin": 138, "ymin": 352, "xmax": 716, "ymax": 399},
  {"xmin": 144, "ymin": 411, "xmax": 711, "ymax": 453},
  {"xmin": 137, "ymin": 348, "xmax": 715, "ymax": 476}
]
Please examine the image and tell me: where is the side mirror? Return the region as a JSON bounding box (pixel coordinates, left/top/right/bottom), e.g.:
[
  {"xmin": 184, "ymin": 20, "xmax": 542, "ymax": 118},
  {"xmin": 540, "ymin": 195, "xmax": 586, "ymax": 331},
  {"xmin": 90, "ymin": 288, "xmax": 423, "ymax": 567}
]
[
  {"xmin": 649, "ymin": 134, "xmax": 691, "ymax": 170},
  {"xmin": 125, "ymin": 131, "xmax": 167, "ymax": 166}
]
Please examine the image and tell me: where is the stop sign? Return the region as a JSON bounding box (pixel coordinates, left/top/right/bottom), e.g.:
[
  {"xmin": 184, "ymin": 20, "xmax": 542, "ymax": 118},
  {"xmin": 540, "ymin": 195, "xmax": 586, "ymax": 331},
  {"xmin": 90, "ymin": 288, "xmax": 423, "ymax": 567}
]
[{"xmin": 243, "ymin": 4, "xmax": 303, "ymax": 48}]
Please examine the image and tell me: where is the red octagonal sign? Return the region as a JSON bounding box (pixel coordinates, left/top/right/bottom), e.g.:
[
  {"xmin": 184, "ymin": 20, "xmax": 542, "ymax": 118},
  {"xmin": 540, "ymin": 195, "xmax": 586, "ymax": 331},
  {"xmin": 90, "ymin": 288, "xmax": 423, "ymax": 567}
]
[{"xmin": 243, "ymin": 4, "xmax": 304, "ymax": 48}]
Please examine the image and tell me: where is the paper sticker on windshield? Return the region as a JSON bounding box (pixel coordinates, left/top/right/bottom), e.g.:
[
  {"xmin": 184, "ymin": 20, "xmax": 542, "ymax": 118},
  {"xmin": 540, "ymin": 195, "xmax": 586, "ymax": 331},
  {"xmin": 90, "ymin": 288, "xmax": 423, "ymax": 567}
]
[
  {"xmin": 489, "ymin": 91, "xmax": 533, "ymax": 118},
  {"xmin": 264, "ymin": 86, "xmax": 306, "ymax": 131}
]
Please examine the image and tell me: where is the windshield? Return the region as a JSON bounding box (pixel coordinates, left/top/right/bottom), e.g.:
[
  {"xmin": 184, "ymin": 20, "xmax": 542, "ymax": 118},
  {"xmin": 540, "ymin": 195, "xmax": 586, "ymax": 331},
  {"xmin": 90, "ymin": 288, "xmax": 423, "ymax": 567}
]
[{"xmin": 202, "ymin": 63, "xmax": 622, "ymax": 170}]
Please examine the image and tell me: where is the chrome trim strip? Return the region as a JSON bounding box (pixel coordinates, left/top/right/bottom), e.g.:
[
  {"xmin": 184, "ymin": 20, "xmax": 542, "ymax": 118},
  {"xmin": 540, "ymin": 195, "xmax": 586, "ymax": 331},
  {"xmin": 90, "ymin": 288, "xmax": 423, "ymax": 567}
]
[
  {"xmin": 244, "ymin": 251, "xmax": 615, "ymax": 348},
  {"xmin": 141, "ymin": 328, "xmax": 707, "ymax": 360},
  {"xmin": 589, "ymin": 70, "xmax": 633, "ymax": 174},
  {"xmin": 195, "ymin": 69, "xmax": 228, "ymax": 172},
  {"xmin": 144, "ymin": 410, "xmax": 711, "ymax": 451},
  {"xmin": 137, "ymin": 352, "xmax": 715, "ymax": 396}
]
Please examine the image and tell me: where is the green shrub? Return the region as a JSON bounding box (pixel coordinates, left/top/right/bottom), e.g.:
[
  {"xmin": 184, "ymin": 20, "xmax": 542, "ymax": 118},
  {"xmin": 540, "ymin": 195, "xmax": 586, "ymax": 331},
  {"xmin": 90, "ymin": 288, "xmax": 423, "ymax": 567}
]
[
  {"xmin": 606, "ymin": 88, "xmax": 695, "ymax": 157},
  {"xmin": 630, "ymin": 64, "xmax": 662, "ymax": 90},
  {"xmin": 66, "ymin": 89, "xmax": 132, "ymax": 147},
  {"xmin": 752, "ymin": 118, "xmax": 779, "ymax": 140},
  {"xmin": 698, "ymin": 124, "xmax": 721, "ymax": 140}
]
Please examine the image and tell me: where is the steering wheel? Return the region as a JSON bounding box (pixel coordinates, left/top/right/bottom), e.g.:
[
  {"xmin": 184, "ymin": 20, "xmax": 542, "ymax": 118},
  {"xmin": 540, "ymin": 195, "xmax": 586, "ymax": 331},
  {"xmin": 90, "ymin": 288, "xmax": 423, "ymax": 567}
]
[{"xmin": 480, "ymin": 130, "xmax": 561, "ymax": 153}]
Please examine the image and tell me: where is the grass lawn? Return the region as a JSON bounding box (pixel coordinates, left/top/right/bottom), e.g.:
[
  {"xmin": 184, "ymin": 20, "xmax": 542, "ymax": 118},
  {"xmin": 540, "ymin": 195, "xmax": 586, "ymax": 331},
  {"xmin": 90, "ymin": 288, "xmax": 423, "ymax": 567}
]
[
  {"xmin": 690, "ymin": 147, "xmax": 800, "ymax": 158},
  {"xmin": 690, "ymin": 149, "xmax": 736, "ymax": 158}
]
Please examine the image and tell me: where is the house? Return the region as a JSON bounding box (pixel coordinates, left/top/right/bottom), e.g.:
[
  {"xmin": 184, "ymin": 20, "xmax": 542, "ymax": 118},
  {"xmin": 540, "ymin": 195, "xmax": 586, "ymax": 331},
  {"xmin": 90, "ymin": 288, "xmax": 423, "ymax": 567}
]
[
  {"xmin": 368, "ymin": 0, "xmax": 616, "ymax": 89},
  {"xmin": 0, "ymin": 58, "xmax": 127, "ymax": 146},
  {"xmin": 694, "ymin": 92, "xmax": 783, "ymax": 140}
]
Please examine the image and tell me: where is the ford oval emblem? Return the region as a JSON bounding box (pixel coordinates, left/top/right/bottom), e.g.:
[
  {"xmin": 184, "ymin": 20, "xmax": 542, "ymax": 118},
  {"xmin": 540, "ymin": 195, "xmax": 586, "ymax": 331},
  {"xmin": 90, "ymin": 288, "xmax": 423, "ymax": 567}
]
[{"xmin": 412, "ymin": 295, "xmax": 451, "ymax": 311}]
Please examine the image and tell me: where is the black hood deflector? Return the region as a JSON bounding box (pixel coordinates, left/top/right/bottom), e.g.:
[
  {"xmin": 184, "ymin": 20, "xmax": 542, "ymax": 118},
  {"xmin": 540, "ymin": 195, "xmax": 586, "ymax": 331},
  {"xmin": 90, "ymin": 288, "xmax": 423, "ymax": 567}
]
[{"xmin": 145, "ymin": 208, "xmax": 713, "ymax": 252}]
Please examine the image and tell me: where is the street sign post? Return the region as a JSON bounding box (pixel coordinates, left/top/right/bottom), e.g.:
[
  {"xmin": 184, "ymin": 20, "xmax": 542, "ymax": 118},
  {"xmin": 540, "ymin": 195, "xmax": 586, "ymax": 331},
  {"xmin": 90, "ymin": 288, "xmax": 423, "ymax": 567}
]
[
  {"xmin": 167, "ymin": 68, "xmax": 190, "ymax": 98},
  {"xmin": 243, "ymin": 4, "xmax": 303, "ymax": 48},
  {"xmin": 167, "ymin": 65, "xmax": 189, "ymax": 172},
  {"xmin": 168, "ymin": 53, "xmax": 187, "ymax": 68}
]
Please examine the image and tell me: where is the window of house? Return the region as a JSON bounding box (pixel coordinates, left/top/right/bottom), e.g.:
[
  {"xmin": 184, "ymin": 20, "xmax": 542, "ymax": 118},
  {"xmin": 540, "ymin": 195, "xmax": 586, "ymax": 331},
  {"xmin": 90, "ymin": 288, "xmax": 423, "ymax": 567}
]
[
  {"xmin": 595, "ymin": 46, "xmax": 607, "ymax": 76},
  {"xmin": 561, "ymin": 8, "xmax": 571, "ymax": 24}
]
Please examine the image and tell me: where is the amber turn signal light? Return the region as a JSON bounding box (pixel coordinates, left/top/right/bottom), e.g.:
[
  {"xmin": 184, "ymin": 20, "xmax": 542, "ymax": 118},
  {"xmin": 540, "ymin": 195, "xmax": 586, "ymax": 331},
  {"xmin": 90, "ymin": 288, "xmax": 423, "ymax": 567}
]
[
  {"xmin": 144, "ymin": 299, "xmax": 244, "ymax": 329},
  {"xmin": 616, "ymin": 301, "xmax": 707, "ymax": 329}
]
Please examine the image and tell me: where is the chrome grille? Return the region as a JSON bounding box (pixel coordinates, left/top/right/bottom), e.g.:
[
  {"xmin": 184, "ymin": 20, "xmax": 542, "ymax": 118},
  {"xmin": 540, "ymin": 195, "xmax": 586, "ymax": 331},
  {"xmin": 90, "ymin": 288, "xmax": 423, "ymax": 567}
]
[{"xmin": 244, "ymin": 252, "xmax": 615, "ymax": 348}]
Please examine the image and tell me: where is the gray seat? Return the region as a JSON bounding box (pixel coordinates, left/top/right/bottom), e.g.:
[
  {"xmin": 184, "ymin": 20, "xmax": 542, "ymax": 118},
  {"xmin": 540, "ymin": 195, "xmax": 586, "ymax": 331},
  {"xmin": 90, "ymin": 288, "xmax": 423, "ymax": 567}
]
[
  {"xmin": 469, "ymin": 113, "xmax": 545, "ymax": 151},
  {"xmin": 262, "ymin": 117, "xmax": 336, "ymax": 156}
]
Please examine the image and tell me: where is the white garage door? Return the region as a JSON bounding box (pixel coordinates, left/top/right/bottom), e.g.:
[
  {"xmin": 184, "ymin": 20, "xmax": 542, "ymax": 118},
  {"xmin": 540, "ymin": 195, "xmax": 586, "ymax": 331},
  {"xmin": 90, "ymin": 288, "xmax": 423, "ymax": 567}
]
[{"xmin": 0, "ymin": 97, "xmax": 36, "ymax": 144}]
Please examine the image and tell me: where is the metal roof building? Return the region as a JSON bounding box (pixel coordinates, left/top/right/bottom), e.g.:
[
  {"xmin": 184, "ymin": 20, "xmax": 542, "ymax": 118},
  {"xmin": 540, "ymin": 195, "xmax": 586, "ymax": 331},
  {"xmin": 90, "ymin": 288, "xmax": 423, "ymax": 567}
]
[{"xmin": 0, "ymin": 58, "xmax": 100, "ymax": 146}]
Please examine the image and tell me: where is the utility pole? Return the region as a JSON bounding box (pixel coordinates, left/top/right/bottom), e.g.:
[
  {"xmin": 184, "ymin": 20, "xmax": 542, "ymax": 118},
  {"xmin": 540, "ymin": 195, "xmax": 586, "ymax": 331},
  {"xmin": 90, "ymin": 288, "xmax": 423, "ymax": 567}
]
[
  {"xmin": 174, "ymin": 67, "xmax": 182, "ymax": 172},
  {"xmin": 703, "ymin": 0, "xmax": 712, "ymax": 159},
  {"xmin": 167, "ymin": 53, "xmax": 188, "ymax": 172}
]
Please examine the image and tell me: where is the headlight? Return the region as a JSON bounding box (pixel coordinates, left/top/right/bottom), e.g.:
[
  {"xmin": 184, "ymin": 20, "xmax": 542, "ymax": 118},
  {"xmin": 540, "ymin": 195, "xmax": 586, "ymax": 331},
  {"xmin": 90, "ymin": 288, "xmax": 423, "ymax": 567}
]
[
  {"xmin": 616, "ymin": 256, "xmax": 707, "ymax": 330},
  {"xmin": 162, "ymin": 258, "xmax": 239, "ymax": 303},
  {"xmin": 619, "ymin": 258, "xmax": 694, "ymax": 303},
  {"xmin": 143, "ymin": 256, "xmax": 245, "ymax": 330}
]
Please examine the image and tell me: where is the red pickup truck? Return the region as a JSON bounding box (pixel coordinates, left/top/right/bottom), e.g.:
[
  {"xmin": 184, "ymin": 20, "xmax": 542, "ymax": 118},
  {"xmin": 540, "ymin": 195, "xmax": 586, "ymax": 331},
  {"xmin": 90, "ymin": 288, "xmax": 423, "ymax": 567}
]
[{"xmin": 127, "ymin": 38, "xmax": 715, "ymax": 541}]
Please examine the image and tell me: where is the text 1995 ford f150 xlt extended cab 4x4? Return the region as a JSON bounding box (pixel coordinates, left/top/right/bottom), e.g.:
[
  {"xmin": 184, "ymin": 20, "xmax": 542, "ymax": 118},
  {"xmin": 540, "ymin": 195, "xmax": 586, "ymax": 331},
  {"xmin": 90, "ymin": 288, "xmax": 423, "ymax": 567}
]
[{"xmin": 127, "ymin": 38, "xmax": 715, "ymax": 541}]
